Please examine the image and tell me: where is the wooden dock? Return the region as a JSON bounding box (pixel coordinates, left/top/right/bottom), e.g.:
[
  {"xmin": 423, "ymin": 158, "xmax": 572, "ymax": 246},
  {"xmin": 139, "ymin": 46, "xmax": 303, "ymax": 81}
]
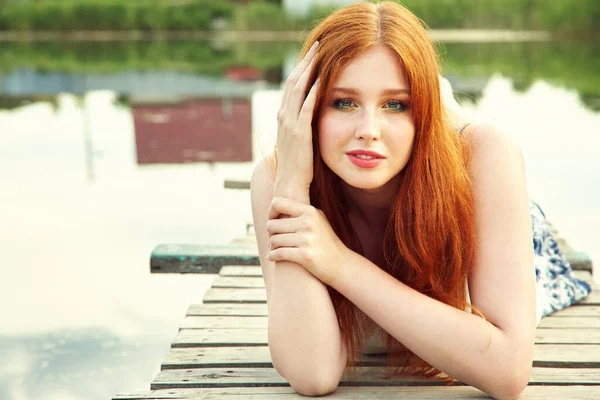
[
  {"xmin": 115, "ymin": 258, "xmax": 599, "ymax": 399},
  {"xmin": 115, "ymin": 179, "xmax": 599, "ymax": 399}
]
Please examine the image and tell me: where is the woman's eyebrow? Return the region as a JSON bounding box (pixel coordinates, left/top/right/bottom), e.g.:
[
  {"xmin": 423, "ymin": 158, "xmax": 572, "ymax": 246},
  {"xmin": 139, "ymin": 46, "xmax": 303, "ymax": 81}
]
[{"xmin": 331, "ymin": 87, "xmax": 411, "ymax": 96}]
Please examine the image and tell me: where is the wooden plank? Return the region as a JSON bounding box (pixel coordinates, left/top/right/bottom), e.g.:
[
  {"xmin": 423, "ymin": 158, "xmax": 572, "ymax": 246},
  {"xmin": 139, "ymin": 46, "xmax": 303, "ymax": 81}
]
[
  {"xmin": 180, "ymin": 316, "xmax": 267, "ymax": 329},
  {"xmin": 218, "ymin": 267, "xmax": 595, "ymax": 281},
  {"xmin": 163, "ymin": 347, "xmax": 272, "ymax": 369},
  {"xmin": 162, "ymin": 345, "xmax": 600, "ymax": 370},
  {"xmin": 538, "ymin": 317, "xmax": 600, "ymax": 328},
  {"xmin": 573, "ymin": 270, "xmax": 593, "ymax": 282},
  {"xmin": 151, "ymin": 244, "xmax": 259, "ymax": 274},
  {"xmin": 114, "ymin": 385, "xmax": 600, "ymax": 400},
  {"xmin": 209, "ymin": 270, "xmax": 596, "ymax": 292},
  {"xmin": 150, "ymin": 242, "xmax": 592, "ymax": 274},
  {"xmin": 211, "ymin": 276, "xmax": 264, "ymax": 288},
  {"xmin": 219, "ymin": 266, "xmax": 262, "ymax": 277},
  {"xmin": 183, "ymin": 303, "xmax": 600, "ymax": 318},
  {"xmin": 202, "ymin": 288, "xmax": 266, "ymax": 304},
  {"xmin": 181, "ymin": 315, "xmax": 600, "ymax": 330},
  {"xmin": 150, "ymin": 366, "xmax": 600, "ymax": 390},
  {"xmin": 535, "ymin": 328, "xmax": 600, "ymax": 344},
  {"xmin": 568, "ymin": 251, "xmax": 594, "ymax": 272},
  {"xmin": 581, "ymin": 291, "xmax": 600, "ymax": 305},
  {"xmin": 224, "ymin": 180, "xmax": 251, "ymax": 190},
  {"xmin": 151, "ymin": 366, "xmax": 442, "ymax": 389},
  {"xmin": 552, "ymin": 305, "xmax": 600, "ymax": 317},
  {"xmin": 172, "ymin": 329, "xmax": 267, "ymax": 347},
  {"xmin": 186, "ymin": 303, "xmax": 267, "ymax": 317},
  {"xmin": 533, "ymin": 344, "xmax": 600, "ymax": 368},
  {"xmin": 203, "ymin": 287, "xmax": 600, "ymax": 305},
  {"xmin": 172, "ymin": 327, "xmax": 600, "ymax": 347}
]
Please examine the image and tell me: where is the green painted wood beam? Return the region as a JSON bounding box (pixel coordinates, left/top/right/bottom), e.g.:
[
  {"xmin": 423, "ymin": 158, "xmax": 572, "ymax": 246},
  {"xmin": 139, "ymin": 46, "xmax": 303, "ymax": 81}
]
[
  {"xmin": 151, "ymin": 243, "xmax": 259, "ymax": 274},
  {"xmin": 150, "ymin": 244, "xmax": 592, "ymax": 274}
]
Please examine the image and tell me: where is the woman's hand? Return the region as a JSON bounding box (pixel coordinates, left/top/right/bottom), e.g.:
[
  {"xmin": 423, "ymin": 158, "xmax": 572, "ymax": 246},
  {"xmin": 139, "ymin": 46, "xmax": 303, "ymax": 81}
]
[
  {"xmin": 274, "ymin": 41, "xmax": 320, "ymax": 205},
  {"xmin": 266, "ymin": 197, "xmax": 348, "ymax": 287}
]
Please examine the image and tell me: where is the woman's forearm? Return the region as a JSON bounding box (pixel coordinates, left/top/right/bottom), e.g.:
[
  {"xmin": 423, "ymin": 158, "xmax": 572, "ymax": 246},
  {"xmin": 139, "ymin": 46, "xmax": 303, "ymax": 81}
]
[
  {"xmin": 268, "ymin": 259, "xmax": 346, "ymax": 393},
  {"xmin": 332, "ymin": 249, "xmax": 533, "ymax": 400}
]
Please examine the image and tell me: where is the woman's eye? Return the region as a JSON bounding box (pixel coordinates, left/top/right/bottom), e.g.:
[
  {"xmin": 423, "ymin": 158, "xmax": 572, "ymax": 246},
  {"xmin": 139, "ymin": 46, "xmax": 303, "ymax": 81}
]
[
  {"xmin": 333, "ymin": 99, "xmax": 356, "ymax": 110},
  {"xmin": 384, "ymin": 100, "xmax": 407, "ymax": 111}
]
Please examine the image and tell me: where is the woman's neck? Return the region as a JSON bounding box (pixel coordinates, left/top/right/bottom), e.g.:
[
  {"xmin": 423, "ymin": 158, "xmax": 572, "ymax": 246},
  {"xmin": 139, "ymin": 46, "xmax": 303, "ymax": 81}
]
[{"xmin": 342, "ymin": 173, "xmax": 402, "ymax": 228}]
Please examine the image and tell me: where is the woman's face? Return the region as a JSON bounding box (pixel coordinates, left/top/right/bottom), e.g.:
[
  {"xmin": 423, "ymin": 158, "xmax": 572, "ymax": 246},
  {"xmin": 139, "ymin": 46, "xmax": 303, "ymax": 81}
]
[{"xmin": 318, "ymin": 45, "xmax": 415, "ymax": 191}]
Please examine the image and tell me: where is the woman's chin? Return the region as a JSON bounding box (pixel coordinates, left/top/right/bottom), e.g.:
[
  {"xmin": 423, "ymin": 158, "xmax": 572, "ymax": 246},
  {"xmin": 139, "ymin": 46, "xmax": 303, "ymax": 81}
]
[{"xmin": 339, "ymin": 175, "xmax": 388, "ymax": 191}]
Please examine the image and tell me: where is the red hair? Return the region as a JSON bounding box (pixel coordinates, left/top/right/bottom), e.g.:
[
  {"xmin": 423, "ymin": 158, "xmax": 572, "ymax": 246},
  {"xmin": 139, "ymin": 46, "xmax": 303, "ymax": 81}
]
[{"xmin": 273, "ymin": 1, "xmax": 479, "ymax": 383}]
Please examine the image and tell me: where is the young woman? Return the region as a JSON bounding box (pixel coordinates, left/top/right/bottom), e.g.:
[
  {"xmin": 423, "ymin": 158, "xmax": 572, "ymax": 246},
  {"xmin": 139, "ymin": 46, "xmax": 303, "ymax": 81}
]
[{"xmin": 250, "ymin": 2, "xmax": 591, "ymax": 398}]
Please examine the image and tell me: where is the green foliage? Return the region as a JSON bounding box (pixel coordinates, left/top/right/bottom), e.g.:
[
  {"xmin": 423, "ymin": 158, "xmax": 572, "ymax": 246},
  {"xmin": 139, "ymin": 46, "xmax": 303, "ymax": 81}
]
[
  {"xmin": 242, "ymin": 1, "xmax": 291, "ymax": 30},
  {"xmin": 0, "ymin": 0, "xmax": 235, "ymax": 31},
  {"xmin": 0, "ymin": 40, "xmax": 293, "ymax": 76},
  {"xmin": 440, "ymin": 41, "xmax": 600, "ymax": 102},
  {"xmin": 0, "ymin": 0, "xmax": 597, "ymax": 33},
  {"xmin": 0, "ymin": 39, "xmax": 597, "ymax": 108},
  {"xmin": 394, "ymin": 0, "xmax": 599, "ymax": 31}
]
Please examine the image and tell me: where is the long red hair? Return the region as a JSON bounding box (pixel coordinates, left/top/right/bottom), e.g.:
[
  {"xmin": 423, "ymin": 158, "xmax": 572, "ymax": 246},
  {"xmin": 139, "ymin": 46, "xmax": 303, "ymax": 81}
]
[{"xmin": 273, "ymin": 1, "xmax": 478, "ymax": 383}]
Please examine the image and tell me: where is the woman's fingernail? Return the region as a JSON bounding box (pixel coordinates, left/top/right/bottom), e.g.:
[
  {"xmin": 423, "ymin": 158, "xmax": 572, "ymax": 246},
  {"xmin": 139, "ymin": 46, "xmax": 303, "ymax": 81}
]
[{"xmin": 311, "ymin": 41, "xmax": 319, "ymax": 53}]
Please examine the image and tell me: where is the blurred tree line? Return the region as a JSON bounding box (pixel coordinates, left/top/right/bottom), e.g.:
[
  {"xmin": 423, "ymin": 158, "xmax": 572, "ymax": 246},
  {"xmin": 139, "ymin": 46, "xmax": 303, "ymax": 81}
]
[
  {"xmin": 0, "ymin": 0, "xmax": 597, "ymax": 34},
  {"xmin": 0, "ymin": 39, "xmax": 597, "ymax": 110}
]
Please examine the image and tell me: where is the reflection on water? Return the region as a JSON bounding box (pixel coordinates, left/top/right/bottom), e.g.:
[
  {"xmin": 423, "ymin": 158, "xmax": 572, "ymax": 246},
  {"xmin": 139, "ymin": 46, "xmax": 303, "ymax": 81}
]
[{"xmin": 0, "ymin": 59, "xmax": 599, "ymax": 399}]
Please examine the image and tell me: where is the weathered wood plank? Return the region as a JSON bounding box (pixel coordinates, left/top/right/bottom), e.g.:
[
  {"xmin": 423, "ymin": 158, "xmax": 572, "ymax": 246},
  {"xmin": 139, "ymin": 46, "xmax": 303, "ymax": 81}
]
[
  {"xmin": 581, "ymin": 291, "xmax": 600, "ymax": 305},
  {"xmin": 150, "ymin": 244, "xmax": 592, "ymax": 274},
  {"xmin": 202, "ymin": 288, "xmax": 266, "ymax": 304},
  {"xmin": 172, "ymin": 329, "xmax": 267, "ymax": 347},
  {"xmin": 151, "ymin": 244, "xmax": 259, "ymax": 274},
  {"xmin": 172, "ymin": 327, "xmax": 600, "ymax": 347},
  {"xmin": 151, "ymin": 367, "xmax": 441, "ymax": 389},
  {"xmin": 186, "ymin": 303, "xmax": 268, "ymax": 317},
  {"xmin": 180, "ymin": 316, "xmax": 268, "ymax": 329},
  {"xmin": 224, "ymin": 180, "xmax": 251, "ymax": 190},
  {"xmin": 179, "ymin": 314, "xmax": 600, "ymax": 330},
  {"xmin": 552, "ymin": 305, "xmax": 600, "ymax": 317},
  {"xmin": 567, "ymin": 251, "xmax": 595, "ymax": 272},
  {"xmin": 203, "ymin": 287, "xmax": 600, "ymax": 305},
  {"xmin": 114, "ymin": 385, "xmax": 600, "ymax": 400},
  {"xmin": 163, "ymin": 347, "xmax": 272, "ymax": 369},
  {"xmin": 219, "ymin": 266, "xmax": 262, "ymax": 277},
  {"xmin": 538, "ymin": 317, "xmax": 600, "ymax": 328},
  {"xmin": 162, "ymin": 345, "xmax": 600, "ymax": 370},
  {"xmin": 211, "ymin": 276, "xmax": 265, "ymax": 288},
  {"xmin": 535, "ymin": 328, "xmax": 600, "ymax": 344},
  {"xmin": 210, "ymin": 274, "xmax": 597, "ymax": 296},
  {"xmin": 217, "ymin": 267, "xmax": 595, "ymax": 281},
  {"xmin": 533, "ymin": 344, "xmax": 600, "ymax": 368},
  {"xmin": 150, "ymin": 366, "xmax": 600, "ymax": 389},
  {"xmin": 187, "ymin": 302, "xmax": 600, "ymax": 317}
]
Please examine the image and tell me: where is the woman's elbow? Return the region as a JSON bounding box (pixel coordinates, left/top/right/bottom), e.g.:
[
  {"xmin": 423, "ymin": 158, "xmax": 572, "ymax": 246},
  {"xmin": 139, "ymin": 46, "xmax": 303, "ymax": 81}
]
[
  {"xmin": 273, "ymin": 362, "xmax": 340, "ymax": 397},
  {"xmin": 488, "ymin": 363, "xmax": 531, "ymax": 400},
  {"xmin": 288, "ymin": 374, "xmax": 340, "ymax": 397}
]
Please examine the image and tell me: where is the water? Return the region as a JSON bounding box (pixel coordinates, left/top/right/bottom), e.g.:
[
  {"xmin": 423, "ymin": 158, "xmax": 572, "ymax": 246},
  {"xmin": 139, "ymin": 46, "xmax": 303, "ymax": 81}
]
[{"xmin": 0, "ymin": 40, "xmax": 598, "ymax": 399}]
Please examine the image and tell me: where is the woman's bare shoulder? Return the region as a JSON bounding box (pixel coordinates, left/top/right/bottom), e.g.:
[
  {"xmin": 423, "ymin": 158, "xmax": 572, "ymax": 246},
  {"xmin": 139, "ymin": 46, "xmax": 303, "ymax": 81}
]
[
  {"xmin": 250, "ymin": 153, "xmax": 277, "ymax": 206},
  {"xmin": 462, "ymin": 122, "xmax": 523, "ymax": 156}
]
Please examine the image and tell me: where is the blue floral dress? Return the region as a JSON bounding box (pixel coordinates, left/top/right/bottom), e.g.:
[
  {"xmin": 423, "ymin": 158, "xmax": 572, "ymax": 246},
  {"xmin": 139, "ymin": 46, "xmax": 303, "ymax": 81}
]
[{"xmin": 531, "ymin": 200, "xmax": 592, "ymax": 324}]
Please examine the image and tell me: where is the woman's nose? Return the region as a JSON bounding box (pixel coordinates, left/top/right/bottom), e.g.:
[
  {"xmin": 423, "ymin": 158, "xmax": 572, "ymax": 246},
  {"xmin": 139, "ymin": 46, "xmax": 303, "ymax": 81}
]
[{"xmin": 354, "ymin": 110, "xmax": 381, "ymax": 141}]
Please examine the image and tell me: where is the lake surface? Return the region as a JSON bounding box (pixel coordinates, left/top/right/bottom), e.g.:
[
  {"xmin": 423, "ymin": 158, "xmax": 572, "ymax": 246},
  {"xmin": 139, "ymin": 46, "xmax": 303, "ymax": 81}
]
[{"xmin": 0, "ymin": 40, "xmax": 598, "ymax": 399}]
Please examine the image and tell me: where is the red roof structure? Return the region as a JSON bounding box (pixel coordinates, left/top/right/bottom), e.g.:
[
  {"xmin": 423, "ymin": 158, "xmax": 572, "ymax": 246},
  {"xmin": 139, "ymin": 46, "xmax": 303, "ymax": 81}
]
[{"xmin": 132, "ymin": 97, "xmax": 252, "ymax": 164}]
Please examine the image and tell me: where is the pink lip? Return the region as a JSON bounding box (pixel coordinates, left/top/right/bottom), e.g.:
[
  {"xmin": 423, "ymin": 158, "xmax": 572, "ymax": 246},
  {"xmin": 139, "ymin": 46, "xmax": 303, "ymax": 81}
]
[
  {"xmin": 346, "ymin": 153, "xmax": 384, "ymax": 169},
  {"xmin": 346, "ymin": 149, "xmax": 385, "ymax": 158}
]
